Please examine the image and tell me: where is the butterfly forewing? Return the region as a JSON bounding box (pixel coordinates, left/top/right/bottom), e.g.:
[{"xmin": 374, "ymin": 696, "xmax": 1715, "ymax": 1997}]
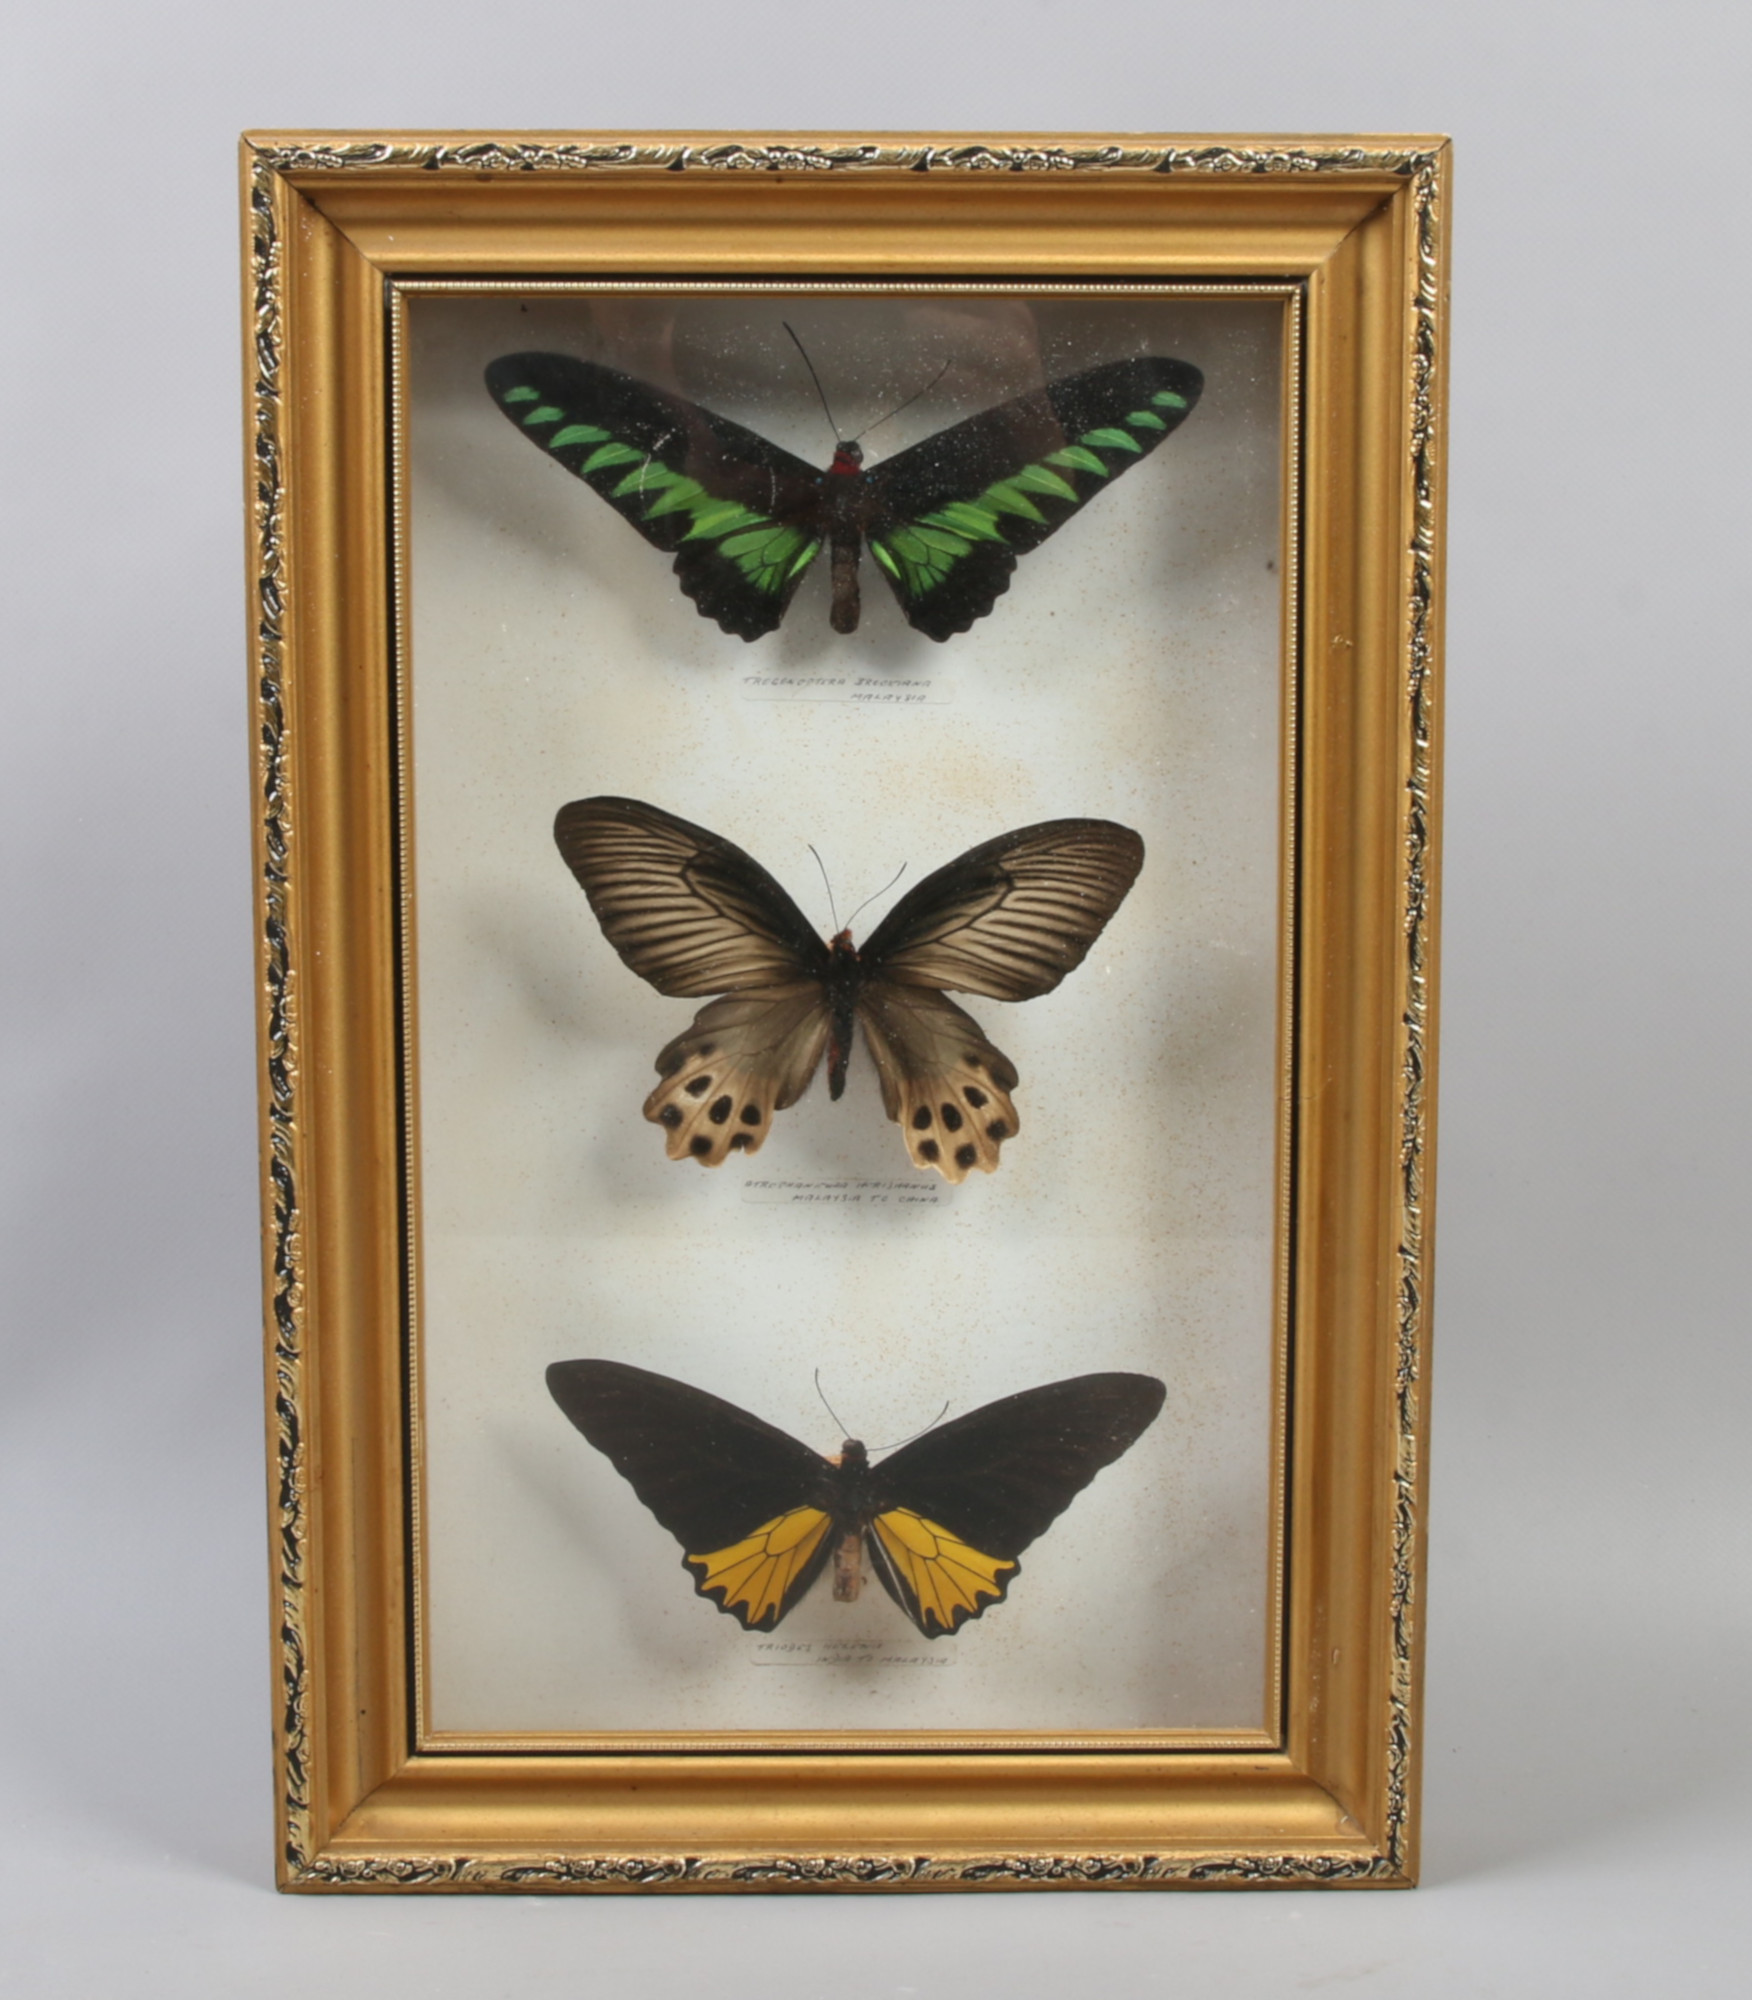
[
  {"xmin": 861, "ymin": 818, "xmax": 1146, "ymax": 1002},
  {"xmin": 862, "ymin": 356, "xmax": 1204, "ymax": 641},
  {"xmin": 870, "ymin": 1372, "xmax": 1168, "ymax": 1561},
  {"xmin": 547, "ymin": 1360, "xmax": 830, "ymax": 1542},
  {"xmin": 487, "ymin": 354, "xmax": 828, "ymax": 641},
  {"xmin": 546, "ymin": 1360, "xmax": 840, "ymax": 1628},
  {"xmin": 555, "ymin": 796, "xmax": 829, "ymax": 997}
]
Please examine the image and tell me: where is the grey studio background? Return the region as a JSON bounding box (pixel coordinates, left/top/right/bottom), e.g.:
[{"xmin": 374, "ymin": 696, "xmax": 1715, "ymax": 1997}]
[{"xmin": 2, "ymin": 5, "xmax": 1747, "ymax": 1997}]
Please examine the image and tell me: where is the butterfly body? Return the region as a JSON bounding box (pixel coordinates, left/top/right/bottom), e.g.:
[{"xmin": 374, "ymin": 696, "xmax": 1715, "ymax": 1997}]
[
  {"xmin": 547, "ymin": 1360, "xmax": 1167, "ymax": 1638},
  {"xmin": 487, "ymin": 351, "xmax": 1203, "ymax": 641},
  {"xmin": 555, "ymin": 797, "xmax": 1144, "ymax": 1182},
  {"xmin": 823, "ymin": 442, "xmax": 866, "ymax": 634},
  {"xmin": 822, "ymin": 930, "xmax": 863, "ymax": 1098}
]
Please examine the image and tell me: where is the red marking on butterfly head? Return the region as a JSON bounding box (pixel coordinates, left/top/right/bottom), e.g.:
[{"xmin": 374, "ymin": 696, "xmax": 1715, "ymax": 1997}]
[
  {"xmin": 829, "ymin": 927, "xmax": 859, "ymax": 959},
  {"xmin": 828, "ymin": 442, "xmax": 865, "ymax": 476}
]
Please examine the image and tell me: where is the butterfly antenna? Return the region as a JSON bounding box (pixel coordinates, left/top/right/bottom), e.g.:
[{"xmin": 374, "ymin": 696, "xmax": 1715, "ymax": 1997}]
[
  {"xmin": 842, "ymin": 862, "xmax": 907, "ymax": 935},
  {"xmin": 814, "ymin": 1369, "xmax": 850, "ymax": 1438},
  {"xmin": 852, "ymin": 358, "xmax": 952, "ymax": 445},
  {"xmin": 867, "ymin": 1401, "xmax": 951, "ymax": 1455},
  {"xmin": 783, "ymin": 322, "xmax": 844, "ymax": 443},
  {"xmin": 807, "ymin": 843, "xmax": 841, "ymax": 934}
]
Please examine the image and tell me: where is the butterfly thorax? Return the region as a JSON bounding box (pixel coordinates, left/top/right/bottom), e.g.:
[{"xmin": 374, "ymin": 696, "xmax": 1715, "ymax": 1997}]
[{"xmin": 823, "ymin": 932, "xmax": 866, "ymax": 1100}]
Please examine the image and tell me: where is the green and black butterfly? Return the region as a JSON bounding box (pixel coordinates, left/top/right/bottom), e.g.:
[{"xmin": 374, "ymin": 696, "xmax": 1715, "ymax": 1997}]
[
  {"xmin": 485, "ymin": 350, "xmax": 1203, "ymax": 641},
  {"xmin": 554, "ymin": 796, "xmax": 1145, "ymax": 1183},
  {"xmin": 547, "ymin": 1360, "xmax": 1167, "ymax": 1638}
]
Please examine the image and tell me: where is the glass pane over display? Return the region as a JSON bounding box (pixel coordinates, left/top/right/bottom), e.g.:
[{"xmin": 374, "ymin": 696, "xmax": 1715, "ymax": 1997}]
[{"xmin": 404, "ymin": 288, "xmax": 1289, "ymax": 1739}]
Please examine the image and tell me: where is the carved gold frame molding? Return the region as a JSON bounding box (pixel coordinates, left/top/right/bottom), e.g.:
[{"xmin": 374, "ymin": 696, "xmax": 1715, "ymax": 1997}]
[{"xmin": 242, "ymin": 130, "xmax": 1448, "ymax": 1892}]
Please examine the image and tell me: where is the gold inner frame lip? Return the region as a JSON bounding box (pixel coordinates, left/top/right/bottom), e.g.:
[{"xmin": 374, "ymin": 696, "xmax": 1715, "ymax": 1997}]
[{"xmin": 391, "ymin": 272, "xmax": 1301, "ymax": 1765}]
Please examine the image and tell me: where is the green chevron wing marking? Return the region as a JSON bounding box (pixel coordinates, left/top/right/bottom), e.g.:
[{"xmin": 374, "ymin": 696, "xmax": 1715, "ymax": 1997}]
[
  {"xmin": 580, "ymin": 441, "xmax": 647, "ymax": 475},
  {"xmin": 997, "ymin": 463, "xmax": 1081, "ymax": 503},
  {"xmin": 719, "ymin": 525, "xmax": 820, "ymax": 594},
  {"xmin": 1080, "ymin": 426, "xmax": 1144, "ymax": 454},
  {"xmin": 1044, "ymin": 443, "xmax": 1112, "ymax": 476}
]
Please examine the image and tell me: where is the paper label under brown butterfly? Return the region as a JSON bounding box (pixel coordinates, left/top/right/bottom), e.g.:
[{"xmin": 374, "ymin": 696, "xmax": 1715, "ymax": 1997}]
[
  {"xmin": 546, "ymin": 1360, "xmax": 1167, "ymax": 1638},
  {"xmin": 553, "ymin": 796, "xmax": 1145, "ymax": 1183},
  {"xmin": 740, "ymin": 1175, "xmax": 945, "ymax": 1209}
]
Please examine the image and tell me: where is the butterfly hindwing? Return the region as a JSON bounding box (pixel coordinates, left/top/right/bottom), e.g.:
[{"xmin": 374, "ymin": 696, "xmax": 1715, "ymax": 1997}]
[
  {"xmin": 862, "ymin": 357, "xmax": 1204, "ymax": 641},
  {"xmin": 643, "ymin": 982, "xmax": 832, "ymax": 1165},
  {"xmin": 682, "ymin": 1508, "xmax": 837, "ymax": 1631},
  {"xmin": 487, "ymin": 354, "xmax": 827, "ymax": 640},
  {"xmin": 865, "ymin": 1509, "xmax": 1021, "ymax": 1638},
  {"xmin": 546, "ymin": 1359, "xmax": 837, "ymax": 1630},
  {"xmin": 856, "ymin": 980, "xmax": 1021, "ymax": 1181}
]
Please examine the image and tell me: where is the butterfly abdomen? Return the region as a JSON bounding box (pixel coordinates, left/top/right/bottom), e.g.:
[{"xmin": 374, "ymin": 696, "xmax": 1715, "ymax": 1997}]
[
  {"xmin": 829, "ymin": 533, "xmax": 861, "ymax": 634},
  {"xmin": 826, "ymin": 452, "xmax": 865, "ymax": 635},
  {"xmin": 825, "ymin": 933, "xmax": 864, "ymax": 1100}
]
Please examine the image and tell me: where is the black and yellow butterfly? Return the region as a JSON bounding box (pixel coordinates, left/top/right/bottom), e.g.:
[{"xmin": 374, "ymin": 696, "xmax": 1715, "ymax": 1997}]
[
  {"xmin": 486, "ymin": 351, "xmax": 1203, "ymax": 641},
  {"xmin": 547, "ymin": 1360, "xmax": 1167, "ymax": 1638},
  {"xmin": 555, "ymin": 796, "xmax": 1144, "ymax": 1183}
]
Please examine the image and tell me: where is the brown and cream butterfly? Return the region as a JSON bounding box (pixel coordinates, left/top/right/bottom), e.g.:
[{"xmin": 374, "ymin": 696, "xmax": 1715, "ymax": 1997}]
[{"xmin": 554, "ymin": 796, "xmax": 1144, "ymax": 1183}]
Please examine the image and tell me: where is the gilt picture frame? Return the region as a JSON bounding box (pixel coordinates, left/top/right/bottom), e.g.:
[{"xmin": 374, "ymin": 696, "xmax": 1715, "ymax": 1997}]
[{"xmin": 241, "ymin": 129, "xmax": 1448, "ymax": 1891}]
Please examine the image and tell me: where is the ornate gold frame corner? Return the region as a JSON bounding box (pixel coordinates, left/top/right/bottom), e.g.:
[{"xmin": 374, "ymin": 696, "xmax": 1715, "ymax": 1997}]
[{"xmin": 241, "ymin": 129, "xmax": 1449, "ymax": 1892}]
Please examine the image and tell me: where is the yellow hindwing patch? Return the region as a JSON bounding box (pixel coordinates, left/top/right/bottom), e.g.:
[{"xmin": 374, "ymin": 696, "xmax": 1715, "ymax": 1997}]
[
  {"xmin": 871, "ymin": 1509, "xmax": 1017, "ymax": 1635},
  {"xmin": 685, "ymin": 1508, "xmax": 832, "ymax": 1628}
]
